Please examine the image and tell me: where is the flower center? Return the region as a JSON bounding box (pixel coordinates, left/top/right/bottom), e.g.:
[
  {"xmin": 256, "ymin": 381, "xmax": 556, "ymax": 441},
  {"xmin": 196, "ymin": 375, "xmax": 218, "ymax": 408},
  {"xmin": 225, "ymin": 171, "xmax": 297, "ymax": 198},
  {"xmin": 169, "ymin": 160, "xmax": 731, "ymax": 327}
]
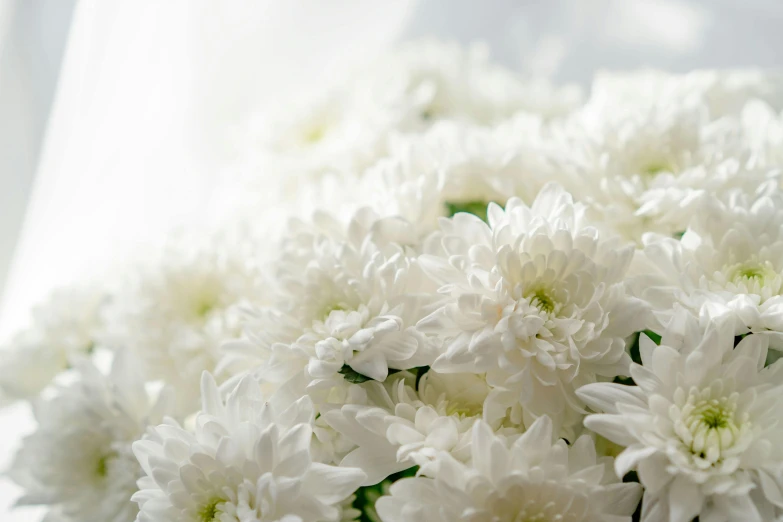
[
  {"xmin": 488, "ymin": 481, "xmax": 587, "ymax": 522},
  {"xmin": 189, "ymin": 287, "xmax": 220, "ymax": 321},
  {"xmin": 677, "ymin": 390, "xmax": 748, "ymax": 465},
  {"xmin": 194, "ymin": 300, "xmax": 215, "ymax": 318},
  {"xmin": 304, "ymin": 124, "xmax": 327, "ymax": 143},
  {"xmin": 198, "ymin": 499, "xmax": 223, "ymax": 522},
  {"xmin": 514, "ymin": 510, "xmax": 549, "ymax": 522},
  {"xmin": 321, "ymin": 303, "xmax": 348, "ymax": 320},
  {"xmin": 526, "ymin": 288, "xmax": 558, "ymax": 315},
  {"xmin": 444, "ymin": 400, "xmax": 483, "ymax": 418},
  {"xmin": 641, "ymin": 159, "xmax": 675, "ymax": 177},
  {"xmin": 725, "ymin": 260, "xmax": 777, "ymax": 285},
  {"xmin": 713, "ymin": 257, "xmax": 783, "ymax": 301},
  {"xmin": 95, "ymin": 454, "xmax": 111, "ymax": 478}
]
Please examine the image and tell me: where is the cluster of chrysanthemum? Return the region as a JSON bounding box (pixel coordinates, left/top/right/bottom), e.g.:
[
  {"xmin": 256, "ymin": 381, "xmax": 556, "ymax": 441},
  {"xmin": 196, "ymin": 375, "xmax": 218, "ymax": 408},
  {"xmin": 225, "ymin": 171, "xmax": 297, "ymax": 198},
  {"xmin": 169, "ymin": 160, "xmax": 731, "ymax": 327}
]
[{"xmin": 3, "ymin": 40, "xmax": 783, "ymax": 522}]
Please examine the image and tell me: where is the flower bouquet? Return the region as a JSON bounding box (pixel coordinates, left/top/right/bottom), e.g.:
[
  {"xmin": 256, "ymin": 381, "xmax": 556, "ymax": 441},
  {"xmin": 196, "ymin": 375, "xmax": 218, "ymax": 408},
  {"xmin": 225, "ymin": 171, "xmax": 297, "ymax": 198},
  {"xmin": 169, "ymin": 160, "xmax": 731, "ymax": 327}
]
[{"xmin": 3, "ymin": 40, "xmax": 783, "ymax": 522}]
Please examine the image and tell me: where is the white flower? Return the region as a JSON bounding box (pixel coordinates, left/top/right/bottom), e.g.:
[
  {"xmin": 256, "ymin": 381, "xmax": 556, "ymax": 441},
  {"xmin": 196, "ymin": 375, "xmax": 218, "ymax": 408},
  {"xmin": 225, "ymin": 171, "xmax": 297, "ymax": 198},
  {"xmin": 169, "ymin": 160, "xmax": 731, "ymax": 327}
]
[
  {"xmin": 224, "ymin": 39, "xmax": 581, "ymax": 226},
  {"xmin": 220, "ymin": 208, "xmax": 437, "ymax": 397},
  {"xmin": 739, "ymin": 99, "xmax": 783, "ymax": 168},
  {"xmin": 589, "ymin": 69, "xmax": 783, "ymax": 118},
  {"xmin": 323, "ymin": 370, "xmax": 519, "ymax": 484},
  {"xmin": 132, "ymin": 373, "xmax": 366, "ymax": 522},
  {"xmin": 633, "ymin": 190, "xmax": 783, "ymax": 348},
  {"xmin": 358, "ymin": 117, "xmax": 551, "ymax": 238},
  {"xmin": 0, "ymin": 283, "xmax": 105, "ymax": 402},
  {"xmin": 548, "ymin": 95, "xmax": 780, "ymax": 241},
  {"xmin": 417, "ymin": 183, "xmax": 648, "ymax": 432},
  {"xmin": 104, "ymin": 230, "xmax": 266, "ymax": 411},
  {"xmin": 578, "ymin": 313, "xmax": 783, "ymax": 522},
  {"xmin": 243, "ymin": 86, "xmax": 397, "ymax": 186},
  {"xmin": 374, "ymin": 416, "xmax": 642, "ymax": 522},
  {"xmin": 354, "ymin": 39, "xmax": 582, "ymax": 126},
  {"xmin": 9, "ymin": 351, "xmax": 170, "ymax": 522}
]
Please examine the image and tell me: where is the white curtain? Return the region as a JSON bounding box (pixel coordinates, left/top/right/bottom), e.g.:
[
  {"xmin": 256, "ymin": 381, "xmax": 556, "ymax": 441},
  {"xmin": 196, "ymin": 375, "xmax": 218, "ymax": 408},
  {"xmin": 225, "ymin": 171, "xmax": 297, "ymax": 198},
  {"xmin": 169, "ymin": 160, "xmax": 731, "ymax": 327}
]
[
  {"xmin": 0, "ymin": 2, "xmax": 413, "ymax": 520},
  {"xmin": 0, "ymin": 0, "xmax": 415, "ymax": 338}
]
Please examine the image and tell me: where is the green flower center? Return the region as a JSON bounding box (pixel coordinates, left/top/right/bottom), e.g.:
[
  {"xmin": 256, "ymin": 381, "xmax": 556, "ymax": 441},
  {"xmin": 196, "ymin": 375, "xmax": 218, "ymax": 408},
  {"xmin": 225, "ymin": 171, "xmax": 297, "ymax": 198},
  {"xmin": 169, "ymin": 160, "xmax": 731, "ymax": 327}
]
[
  {"xmin": 641, "ymin": 160, "xmax": 675, "ymax": 176},
  {"xmin": 95, "ymin": 455, "xmax": 110, "ymax": 478},
  {"xmin": 681, "ymin": 392, "xmax": 748, "ymax": 464},
  {"xmin": 320, "ymin": 303, "xmax": 349, "ymax": 321},
  {"xmin": 304, "ymin": 125, "xmax": 326, "ymax": 143},
  {"xmin": 194, "ymin": 300, "xmax": 215, "ymax": 318},
  {"xmin": 444, "ymin": 401, "xmax": 483, "ymax": 418},
  {"xmin": 527, "ymin": 288, "xmax": 558, "ymax": 315},
  {"xmin": 698, "ymin": 404, "xmax": 730, "ymax": 429},
  {"xmin": 198, "ymin": 499, "xmax": 223, "ymax": 522},
  {"xmin": 724, "ymin": 260, "xmax": 777, "ymax": 286},
  {"xmin": 738, "ymin": 267, "xmax": 764, "ymax": 280}
]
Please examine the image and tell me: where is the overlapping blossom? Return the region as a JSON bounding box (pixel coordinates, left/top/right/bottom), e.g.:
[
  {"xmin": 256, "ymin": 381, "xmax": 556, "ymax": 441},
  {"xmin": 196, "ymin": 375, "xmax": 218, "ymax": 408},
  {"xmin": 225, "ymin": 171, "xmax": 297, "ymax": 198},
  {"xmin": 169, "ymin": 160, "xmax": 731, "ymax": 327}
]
[
  {"xmin": 589, "ymin": 69, "xmax": 783, "ymax": 118},
  {"xmin": 9, "ymin": 351, "xmax": 170, "ymax": 522},
  {"xmin": 0, "ymin": 283, "xmax": 105, "ymax": 402},
  {"xmin": 132, "ymin": 373, "xmax": 365, "ymax": 522},
  {"xmin": 547, "ymin": 93, "xmax": 781, "ymax": 242},
  {"xmin": 322, "ymin": 369, "xmax": 520, "ymax": 484},
  {"xmin": 102, "ymin": 230, "xmax": 267, "ymax": 412},
  {"xmin": 224, "ymin": 39, "xmax": 582, "ymax": 231},
  {"xmin": 633, "ymin": 190, "xmax": 783, "ymax": 348},
  {"xmin": 375, "ymin": 416, "xmax": 641, "ymax": 522},
  {"xmin": 220, "ymin": 207, "xmax": 438, "ymax": 399},
  {"xmin": 357, "ymin": 117, "xmax": 550, "ymax": 238},
  {"xmin": 416, "ymin": 183, "xmax": 649, "ymax": 433},
  {"xmin": 578, "ymin": 312, "xmax": 783, "ymax": 522}
]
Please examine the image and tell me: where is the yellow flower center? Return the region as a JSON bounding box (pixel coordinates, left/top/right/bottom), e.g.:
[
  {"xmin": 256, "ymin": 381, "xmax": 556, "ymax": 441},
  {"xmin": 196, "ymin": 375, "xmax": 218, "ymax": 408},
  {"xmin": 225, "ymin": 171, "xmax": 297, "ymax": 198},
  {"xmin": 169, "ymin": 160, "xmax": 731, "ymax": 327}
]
[
  {"xmin": 304, "ymin": 124, "xmax": 327, "ymax": 143},
  {"xmin": 641, "ymin": 159, "xmax": 675, "ymax": 176},
  {"xmin": 725, "ymin": 260, "xmax": 777, "ymax": 285},
  {"xmin": 679, "ymin": 391, "xmax": 748, "ymax": 464},
  {"xmin": 198, "ymin": 499, "xmax": 223, "ymax": 522},
  {"xmin": 526, "ymin": 288, "xmax": 558, "ymax": 315}
]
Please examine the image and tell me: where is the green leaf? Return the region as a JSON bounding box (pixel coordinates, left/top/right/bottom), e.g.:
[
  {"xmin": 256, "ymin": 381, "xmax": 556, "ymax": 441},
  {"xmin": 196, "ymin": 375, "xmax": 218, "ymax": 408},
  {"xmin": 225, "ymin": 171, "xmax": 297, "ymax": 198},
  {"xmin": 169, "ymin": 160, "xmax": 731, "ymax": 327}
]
[
  {"xmin": 623, "ymin": 471, "xmax": 643, "ymax": 522},
  {"xmin": 641, "ymin": 330, "xmax": 662, "ymax": 345},
  {"xmin": 444, "ymin": 200, "xmax": 499, "ymax": 223},
  {"xmin": 338, "ymin": 365, "xmax": 371, "ymax": 384},
  {"xmin": 352, "ymin": 466, "xmax": 419, "ymax": 522},
  {"xmin": 414, "ymin": 366, "xmax": 430, "ymax": 390},
  {"xmin": 613, "ymin": 330, "xmax": 661, "ymax": 385}
]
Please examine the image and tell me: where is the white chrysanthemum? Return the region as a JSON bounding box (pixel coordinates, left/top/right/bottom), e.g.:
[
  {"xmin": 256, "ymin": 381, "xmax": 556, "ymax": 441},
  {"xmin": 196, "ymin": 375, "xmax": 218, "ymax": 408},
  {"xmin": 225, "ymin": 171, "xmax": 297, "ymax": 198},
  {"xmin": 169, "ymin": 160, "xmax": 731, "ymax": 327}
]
[
  {"xmin": 132, "ymin": 373, "xmax": 366, "ymax": 522},
  {"xmin": 417, "ymin": 183, "xmax": 648, "ymax": 431},
  {"xmin": 590, "ymin": 69, "xmax": 783, "ymax": 118},
  {"xmin": 354, "ymin": 39, "xmax": 582, "ymax": 127},
  {"xmin": 223, "ymin": 40, "xmax": 581, "ymax": 227},
  {"xmin": 104, "ymin": 231, "xmax": 266, "ymax": 411},
  {"xmin": 356, "ymin": 117, "xmax": 550, "ymax": 238},
  {"xmin": 244, "ymin": 86, "xmax": 397, "ymax": 186},
  {"xmin": 633, "ymin": 191, "xmax": 783, "ymax": 349},
  {"xmin": 548, "ymin": 94, "xmax": 780, "ymax": 241},
  {"xmin": 0, "ymin": 284, "xmax": 105, "ymax": 402},
  {"xmin": 220, "ymin": 208, "xmax": 437, "ymax": 396},
  {"xmin": 739, "ymin": 99, "xmax": 783, "ymax": 173},
  {"xmin": 323, "ymin": 370, "xmax": 522, "ymax": 484},
  {"xmin": 9, "ymin": 351, "xmax": 170, "ymax": 522},
  {"xmin": 578, "ymin": 313, "xmax": 783, "ymax": 522},
  {"xmin": 375, "ymin": 416, "xmax": 642, "ymax": 522}
]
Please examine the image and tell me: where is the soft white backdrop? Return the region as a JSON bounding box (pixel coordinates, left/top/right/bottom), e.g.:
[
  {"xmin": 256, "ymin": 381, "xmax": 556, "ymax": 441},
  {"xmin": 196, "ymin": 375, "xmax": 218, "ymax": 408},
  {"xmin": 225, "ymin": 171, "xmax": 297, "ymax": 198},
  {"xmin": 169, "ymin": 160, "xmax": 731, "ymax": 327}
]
[{"xmin": 2, "ymin": 1, "xmax": 783, "ymax": 520}]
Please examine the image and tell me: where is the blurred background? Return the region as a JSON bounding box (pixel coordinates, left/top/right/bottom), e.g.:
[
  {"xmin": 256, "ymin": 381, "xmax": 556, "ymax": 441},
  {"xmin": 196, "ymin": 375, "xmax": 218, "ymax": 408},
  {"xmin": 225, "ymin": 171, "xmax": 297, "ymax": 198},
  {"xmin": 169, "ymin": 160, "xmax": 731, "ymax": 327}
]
[{"xmin": 0, "ymin": 1, "xmax": 781, "ymax": 520}]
